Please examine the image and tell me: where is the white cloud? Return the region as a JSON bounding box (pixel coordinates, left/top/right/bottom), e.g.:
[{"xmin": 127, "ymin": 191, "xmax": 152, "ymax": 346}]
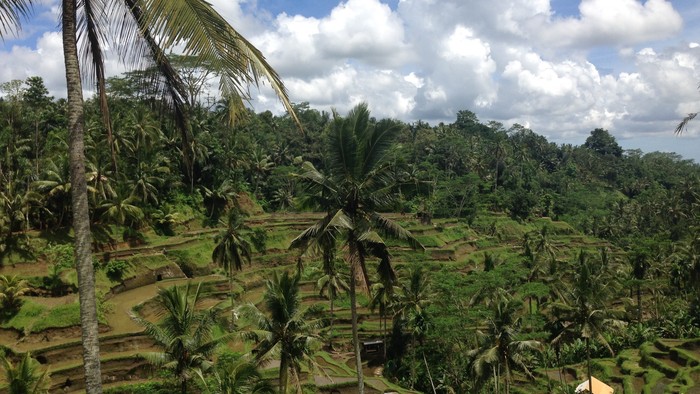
[
  {"xmin": 316, "ymin": 0, "xmax": 410, "ymax": 67},
  {"xmin": 0, "ymin": 32, "xmax": 65, "ymax": 97},
  {"xmin": 2, "ymin": 0, "xmax": 700, "ymax": 158},
  {"xmin": 539, "ymin": 0, "xmax": 682, "ymax": 48}
]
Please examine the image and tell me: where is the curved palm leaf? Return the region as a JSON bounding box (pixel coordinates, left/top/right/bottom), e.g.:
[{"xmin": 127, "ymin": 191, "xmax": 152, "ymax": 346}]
[{"xmin": 0, "ymin": 0, "xmax": 33, "ymax": 37}]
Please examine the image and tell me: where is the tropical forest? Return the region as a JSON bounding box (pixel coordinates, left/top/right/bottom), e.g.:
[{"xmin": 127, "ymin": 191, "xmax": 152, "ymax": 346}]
[
  {"xmin": 0, "ymin": 67, "xmax": 699, "ymax": 394},
  {"xmin": 1, "ymin": 1, "xmax": 700, "ymax": 394}
]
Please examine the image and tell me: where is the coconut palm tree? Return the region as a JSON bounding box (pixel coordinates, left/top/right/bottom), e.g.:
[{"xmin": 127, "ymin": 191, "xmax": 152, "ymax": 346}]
[
  {"xmin": 130, "ymin": 160, "xmax": 168, "ymax": 206},
  {"xmin": 290, "ymin": 103, "xmax": 424, "ymax": 394},
  {"xmin": 0, "ymin": 274, "xmax": 29, "ymax": 314},
  {"xmin": 368, "ymin": 277, "xmax": 393, "ymax": 358},
  {"xmin": 0, "ymin": 352, "xmax": 50, "ymax": 394},
  {"xmin": 551, "ymin": 251, "xmax": 622, "ymax": 392},
  {"xmin": 532, "ymin": 226, "xmax": 558, "ymax": 274},
  {"xmin": 133, "ymin": 282, "xmax": 226, "ymax": 394},
  {"xmin": 33, "ymin": 158, "xmax": 73, "ymax": 228},
  {"xmin": 469, "ymin": 291, "xmax": 541, "ymax": 394},
  {"xmin": 317, "ymin": 257, "xmax": 349, "ymax": 350},
  {"xmin": 204, "ymin": 357, "xmax": 275, "ymax": 394},
  {"xmin": 393, "ymin": 267, "xmax": 434, "ymax": 389},
  {"xmin": 238, "ymin": 271, "xmax": 321, "ymax": 394},
  {"xmin": 212, "ymin": 209, "xmax": 252, "ymax": 309},
  {"xmin": 1, "ymin": 2, "xmax": 297, "ymax": 392},
  {"xmin": 628, "ymin": 250, "xmax": 649, "ymax": 322}
]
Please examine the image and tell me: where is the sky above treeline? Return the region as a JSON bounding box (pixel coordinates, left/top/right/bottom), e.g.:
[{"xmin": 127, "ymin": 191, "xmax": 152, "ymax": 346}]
[{"xmin": 1, "ymin": 0, "xmax": 700, "ymax": 161}]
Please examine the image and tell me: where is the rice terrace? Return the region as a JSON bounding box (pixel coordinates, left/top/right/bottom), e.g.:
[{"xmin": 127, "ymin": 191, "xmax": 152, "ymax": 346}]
[{"xmin": 2, "ymin": 203, "xmax": 700, "ymax": 393}]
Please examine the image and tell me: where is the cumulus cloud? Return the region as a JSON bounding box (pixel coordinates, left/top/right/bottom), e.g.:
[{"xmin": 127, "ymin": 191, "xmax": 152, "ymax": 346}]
[
  {"xmin": 538, "ymin": 0, "xmax": 682, "ymax": 48},
  {"xmin": 250, "ymin": 0, "xmax": 411, "ymax": 78},
  {"xmin": 0, "ymin": 32, "xmax": 65, "ymax": 97},
  {"xmin": 2, "ymin": 0, "xmax": 700, "ymax": 156}
]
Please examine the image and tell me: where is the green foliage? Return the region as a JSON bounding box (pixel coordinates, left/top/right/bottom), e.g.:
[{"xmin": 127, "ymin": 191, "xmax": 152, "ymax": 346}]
[
  {"xmin": 0, "ymin": 352, "xmax": 50, "ymax": 394},
  {"xmin": 0, "ymin": 275, "xmax": 29, "ymax": 318},
  {"xmin": 238, "ymin": 271, "xmax": 321, "ymax": 394},
  {"xmin": 42, "ymin": 243, "xmax": 74, "ymax": 269},
  {"xmin": 1, "ymin": 300, "xmax": 83, "ymax": 333},
  {"xmin": 1, "ymin": 69, "xmax": 700, "ymax": 393},
  {"xmin": 250, "ymin": 227, "xmax": 268, "ymax": 255},
  {"xmin": 134, "ymin": 282, "xmax": 226, "ymax": 394},
  {"xmin": 104, "ymin": 382, "xmax": 175, "ymax": 394},
  {"xmin": 104, "ymin": 260, "xmax": 130, "ymax": 282}
]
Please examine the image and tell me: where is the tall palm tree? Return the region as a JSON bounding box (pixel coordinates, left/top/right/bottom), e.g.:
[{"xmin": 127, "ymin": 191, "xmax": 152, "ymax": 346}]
[
  {"xmin": 238, "ymin": 271, "xmax": 320, "ymax": 394},
  {"xmin": 212, "ymin": 209, "xmax": 252, "ymax": 309},
  {"xmin": 469, "ymin": 291, "xmax": 541, "ymax": 394},
  {"xmin": 317, "ymin": 257, "xmax": 349, "ymax": 350},
  {"xmin": 33, "ymin": 158, "xmax": 73, "ymax": 227},
  {"xmin": 393, "ymin": 267, "xmax": 434, "ymax": 389},
  {"xmin": 2, "ymin": 2, "xmax": 298, "ymax": 392},
  {"xmin": 1, "ymin": 352, "xmax": 50, "ymax": 394},
  {"xmin": 368, "ymin": 277, "xmax": 393, "ymax": 358},
  {"xmin": 532, "ymin": 226, "xmax": 558, "ymax": 274},
  {"xmin": 133, "ymin": 282, "xmax": 226, "ymax": 394},
  {"xmin": 628, "ymin": 250, "xmax": 649, "ymax": 323},
  {"xmin": 551, "ymin": 251, "xmax": 621, "ymax": 392},
  {"xmin": 290, "ymin": 103, "xmax": 424, "ymax": 394}
]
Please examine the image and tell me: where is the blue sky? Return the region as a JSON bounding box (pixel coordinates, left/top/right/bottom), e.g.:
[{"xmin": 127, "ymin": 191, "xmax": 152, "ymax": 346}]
[{"xmin": 1, "ymin": 0, "xmax": 700, "ymax": 161}]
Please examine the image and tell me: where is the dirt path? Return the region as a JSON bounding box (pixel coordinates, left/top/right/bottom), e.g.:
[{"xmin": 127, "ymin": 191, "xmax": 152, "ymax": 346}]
[{"xmin": 106, "ymin": 275, "xmax": 223, "ymax": 333}]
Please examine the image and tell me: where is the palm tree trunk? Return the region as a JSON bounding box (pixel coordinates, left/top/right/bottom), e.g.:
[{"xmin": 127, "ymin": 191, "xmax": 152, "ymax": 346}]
[
  {"xmin": 229, "ymin": 272, "xmax": 236, "ymax": 326},
  {"xmin": 62, "ymin": 1, "xmax": 103, "ymax": 393},
  {"xmin": 279, "ymin": 356, "xmax": 288, "ymax": 394},
  {"xmin": 349, "ymin": 263, "xmax": 364, "ymax": 394},
  {"xmin": 493, "ymin": 364, "xmax": 498, "ymax": 394},
  {"xmin": 586, "ymin": 337, "xmax": 593, "ymax": 394},
  {"xmin": 505, "ymin": 362, "xmax": 511, "ymax": 394},
  {"xmin": 557, "ymin": 349, "xmax": 565, "ymax": 388},
  {"xmin": 637, "ymin": 284, "xmax": 642, "ymax": 323},
  {"xmin": 382, "ymin": 309, "xmax": 387, "ymax": 360},
  {"xmin": 423, "ymin": 351, "xmax": 437, "ymax": 394},
  {"xmin": 410, "ymin": 335, "xmax": 417, "ymax": 388},
  {"xmin": 329, "ymin": 290, "xmax": 335, "ymax": 350}
]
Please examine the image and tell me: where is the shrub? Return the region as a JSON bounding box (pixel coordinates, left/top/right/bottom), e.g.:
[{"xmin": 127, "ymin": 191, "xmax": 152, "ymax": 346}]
[
  {"xmin": 104, "ymin": 260, "xmax": 130, "ymax": 282},
  {"xmin": 250, "ymin": 227, "xmax": 268, "ymax": 254}
]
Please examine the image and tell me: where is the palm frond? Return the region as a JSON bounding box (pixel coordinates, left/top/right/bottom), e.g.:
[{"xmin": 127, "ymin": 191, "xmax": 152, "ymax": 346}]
[
  {"xmin": 135, "ymin": 0, "xmax": 299, "ymax": 127},
  {"xmin": 370, "ymin": 213, "xmax": 424, "ymax": 251},
  {"xmin": 289, "ymin": 209, "xmax": 349, "ymax": 251},
  {"xmin": 328, "ymin": 111, "xmax": 359, "ymax": 179},
  {"xmin": 79, "ymin": 0, "xmax": 118, "ymax": 172},
  {"xmin": 0, "ymin": 0, "xmax": 33, "ymax": 37},
  {"xmin": 676, "ymin": 113, "xmax": 697, "ymax": 134},
  {"xmin": 360, "ymin": 118, "xmax": 404, "ymax": 178}
]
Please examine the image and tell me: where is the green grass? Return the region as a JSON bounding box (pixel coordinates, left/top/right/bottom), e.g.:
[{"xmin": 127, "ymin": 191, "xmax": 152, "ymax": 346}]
[
  {"xmin": 5, "ymin": 210, "xmax": 700, "ymax": 393},
  {"xmin": 1, "ymin": 300, "xmax": 94, "ymax": 333}
]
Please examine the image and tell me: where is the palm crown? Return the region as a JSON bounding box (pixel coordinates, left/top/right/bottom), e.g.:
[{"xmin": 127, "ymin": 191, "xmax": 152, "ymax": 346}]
[{"xmin": 290, "ymin": 103, "xmax": 423, "ymax": 393}]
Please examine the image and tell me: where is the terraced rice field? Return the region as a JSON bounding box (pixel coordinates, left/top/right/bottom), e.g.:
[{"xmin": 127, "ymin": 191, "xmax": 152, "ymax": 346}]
[{"xmin": 0, "ymin": 212, "xmax": 698, "ymax": 393}]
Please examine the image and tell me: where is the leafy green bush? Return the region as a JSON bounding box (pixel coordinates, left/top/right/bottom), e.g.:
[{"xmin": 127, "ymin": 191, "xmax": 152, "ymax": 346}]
[
  {"xmin": 104, "ymin": 260, "xmax": 130, "ymax": 282},
  {"xmin": 250, "ymin": 227, "xmax": 268, "ymax": 254}
]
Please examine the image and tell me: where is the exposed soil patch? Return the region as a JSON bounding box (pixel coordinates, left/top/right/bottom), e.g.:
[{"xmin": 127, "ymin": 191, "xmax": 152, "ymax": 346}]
[{"xmin": 49, "ymin": 357, "xmax": 150, "ymax": 393}]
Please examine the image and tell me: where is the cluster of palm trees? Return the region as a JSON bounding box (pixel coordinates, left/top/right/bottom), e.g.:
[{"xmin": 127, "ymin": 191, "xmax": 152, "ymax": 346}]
[
  {"xmin": 134, "ymin": 272, "xmax": 319, "ymax": 394},
  {"xmin": 0, "ymin": 1, "xmax": 299, "ymax": 391}
]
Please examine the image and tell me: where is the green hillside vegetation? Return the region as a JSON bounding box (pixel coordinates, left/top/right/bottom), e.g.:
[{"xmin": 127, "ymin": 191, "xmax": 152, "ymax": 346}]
[{"xmin": 0, "ymin": 73, "xmax": 699, "ymax": 393}]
